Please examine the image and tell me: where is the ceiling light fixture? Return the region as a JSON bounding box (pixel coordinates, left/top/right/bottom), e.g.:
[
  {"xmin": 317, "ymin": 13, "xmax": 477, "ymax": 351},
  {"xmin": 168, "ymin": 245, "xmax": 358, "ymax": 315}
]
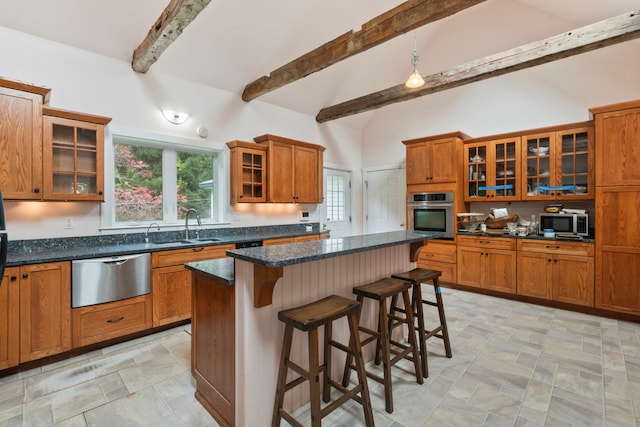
[
  {"xmin": 405, "ymin": 31, "xmax": 425, "ymax": 89},
  {"xmin": 162, "ymin": 109, "xmax": 189, "ymax": 125}
]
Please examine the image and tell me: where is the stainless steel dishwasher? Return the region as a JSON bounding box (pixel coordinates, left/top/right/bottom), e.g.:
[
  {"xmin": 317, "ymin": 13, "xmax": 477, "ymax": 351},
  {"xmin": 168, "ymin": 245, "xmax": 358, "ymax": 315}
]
[{"xmin": 72, "ymin": 253, "xmax": 151, "ymax": 308}]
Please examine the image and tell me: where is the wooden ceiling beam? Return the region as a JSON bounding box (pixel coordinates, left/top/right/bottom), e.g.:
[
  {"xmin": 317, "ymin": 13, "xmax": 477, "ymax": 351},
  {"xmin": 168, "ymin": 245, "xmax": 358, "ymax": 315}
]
[
  {"xmin": 132, "ymin": 0, "xmax": 212, "ymax": 73},
  {"xmin": 241, "ymin": 0, "xmax": 487, "ymax": 101},
  {"xmin": 316, "ymin": 10, "xmax": 640, "ymax": 123}
]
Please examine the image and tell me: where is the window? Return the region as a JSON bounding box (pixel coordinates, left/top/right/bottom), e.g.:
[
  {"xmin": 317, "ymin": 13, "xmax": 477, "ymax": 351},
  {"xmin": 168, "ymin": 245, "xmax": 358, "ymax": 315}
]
[
  {"xmin": 326, "ymin": 174, "xmax": 346, "ymax": 221},
  {"xmin": 109, "ymin": 134, "xmax": 222, "ymax": 226}
]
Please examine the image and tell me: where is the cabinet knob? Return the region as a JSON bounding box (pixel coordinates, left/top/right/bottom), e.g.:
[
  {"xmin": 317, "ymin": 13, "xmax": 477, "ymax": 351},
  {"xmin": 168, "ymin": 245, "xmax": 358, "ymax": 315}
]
[
  {"xmin": 10, "ymin": 276, "xmax": 17, "ymax": 281},
  {"xmin": 22, "ymin": 273, "xmax": 29, "ymax": 279},
  {"xmin": 98, "ymin": 191, "xmax": 103, "ymax": 196},
  {"xmin": 239, "ymin": 195, "xmax": 243, "ymax": 198},
  {"xmin": 34, "ymin": 188, "xmax": 40, "ymax": 193}
]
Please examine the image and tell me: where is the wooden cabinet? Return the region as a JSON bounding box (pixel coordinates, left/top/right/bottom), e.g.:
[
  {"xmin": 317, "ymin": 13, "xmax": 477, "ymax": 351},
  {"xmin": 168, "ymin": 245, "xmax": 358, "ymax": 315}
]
[
  {"xmin": 254, "ymin": 134, "xmax": 325, "ymax": 203},
  {"xmin": 521, "ymin": 124, "xmax": 593, "ymax": 201},
  {"xmin": 19, "ymin": 261, "xmax": 72, "ymax": 362},
  {"xmin": 0, "ymin": 78, "xmax": 50, "ymax": 200},
  {"xmin": 594, "ymin": 187, "xmax": 640, "ymax": 314},
  {"xmin": 416, "ymin": 240, "xmax": 457, "ymax": 283},
  {"xmin": 227, "ymin": 140, "xmax": 267, "ymax": 203},
  {"xmin": 0, "ymin": 267, "xmax": 20, "ymax": 369},
  {"xmin": 591, "ymin": 101, "xmax": 640, "ymax": 315},
  {"xmin": 42, "ymin": 107, "xmax": 111, "ymax": 201},
  {"xmin": 151, "ymin": 244, "xmax": 234, "ymax": 327},
  {"xmin": 403, "ymin": 132, "xmax": 466, "ymax": 188},
  {"xmin": 457, "ymin": 235, "xmax": 516, "ymax": 293},
  {"xmin": 72, "ymin": 294, "xmax": 152, "ymax": 347},
  {"xmin": 464, "ymin": 136, "xmax": 521, "ymax": 202},
  {"xmin": 263, "ymin": 235, "xmax": 320, "ymax": 246},
  {"xmin": 517, "ymin": 240, "xmax": 594, "ymax": 306},
  {"xmin": 591, "ymin": 101, "xmax": 640, "ymax": 186}
]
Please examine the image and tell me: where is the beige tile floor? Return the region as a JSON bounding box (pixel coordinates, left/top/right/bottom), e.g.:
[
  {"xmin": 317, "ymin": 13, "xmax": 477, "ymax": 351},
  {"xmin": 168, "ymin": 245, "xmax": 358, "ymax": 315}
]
[{"xmin": 0, "ymin": 288, "xmax": 639, "ymax": 426}]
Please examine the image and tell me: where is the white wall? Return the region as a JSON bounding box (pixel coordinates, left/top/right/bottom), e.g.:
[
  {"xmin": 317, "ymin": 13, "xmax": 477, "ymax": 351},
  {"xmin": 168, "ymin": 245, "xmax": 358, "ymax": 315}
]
[{"xmin": 0, "ymin": 26, "xmax": 364, "ymax": 240}]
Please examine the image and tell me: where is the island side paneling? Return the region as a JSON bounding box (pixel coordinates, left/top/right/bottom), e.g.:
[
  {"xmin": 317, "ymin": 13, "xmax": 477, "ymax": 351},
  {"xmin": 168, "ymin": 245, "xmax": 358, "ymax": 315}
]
[{"xmin": 233, "ymin": 243, "xmax": 414, "ymax": 426}]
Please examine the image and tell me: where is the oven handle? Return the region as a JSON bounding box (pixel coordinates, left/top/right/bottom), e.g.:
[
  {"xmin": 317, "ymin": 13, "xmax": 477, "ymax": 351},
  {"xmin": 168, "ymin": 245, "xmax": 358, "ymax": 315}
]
[{"xmin": 408, "ymin": 202, "xmax": 454, "ymax": 208}]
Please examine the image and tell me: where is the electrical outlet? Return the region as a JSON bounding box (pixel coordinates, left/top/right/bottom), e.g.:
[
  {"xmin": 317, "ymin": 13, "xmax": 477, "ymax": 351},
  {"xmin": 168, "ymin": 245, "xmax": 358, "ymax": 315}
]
[{"xmin": 64, "ymin": 218, "xmax": 74, "ymax": 229}]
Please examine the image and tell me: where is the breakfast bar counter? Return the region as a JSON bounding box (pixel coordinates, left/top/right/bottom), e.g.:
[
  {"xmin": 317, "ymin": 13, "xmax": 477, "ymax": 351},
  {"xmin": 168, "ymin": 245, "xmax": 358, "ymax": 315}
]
[{"xmin": 185, "ymin": 231, "xmax": 441, "ymax": 427}]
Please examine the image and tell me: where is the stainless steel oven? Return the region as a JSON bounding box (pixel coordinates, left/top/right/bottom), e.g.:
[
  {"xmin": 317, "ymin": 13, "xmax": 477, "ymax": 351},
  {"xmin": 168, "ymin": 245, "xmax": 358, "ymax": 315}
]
[{"xmin": 407, "ymin": 192, "xmax": 455, "ymax": 239}]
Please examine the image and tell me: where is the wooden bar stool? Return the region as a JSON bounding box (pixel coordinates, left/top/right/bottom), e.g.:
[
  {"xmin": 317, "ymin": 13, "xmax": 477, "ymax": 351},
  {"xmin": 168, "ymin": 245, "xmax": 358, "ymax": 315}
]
[
  {"xmin": 272, "ymin": 295, "xmax": 374, "ymax": 427},
  {"xmin": 390, "ymin": 268, "xmax": 452, "ymax": 378},
  {"xmin": 342, "ymin": 278, "xmax": 423, "ymax": 414}
]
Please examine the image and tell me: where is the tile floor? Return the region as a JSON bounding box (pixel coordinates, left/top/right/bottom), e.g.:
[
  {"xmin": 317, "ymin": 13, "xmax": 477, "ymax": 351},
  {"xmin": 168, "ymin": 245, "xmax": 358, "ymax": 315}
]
[{"xmin": 0, "ymin": 288, "xmax": 639, "ymax": 426}]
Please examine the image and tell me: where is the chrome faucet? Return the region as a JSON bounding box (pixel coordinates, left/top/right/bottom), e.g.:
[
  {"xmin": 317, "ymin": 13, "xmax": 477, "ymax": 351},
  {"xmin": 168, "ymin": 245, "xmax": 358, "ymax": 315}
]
[
  {"xmin": 145, "ymin": 222, "xmax": 160, "ymax": 243},
  {"xmin": 185, "ymin": 208, "xmax": 201, "ymax": 240}
]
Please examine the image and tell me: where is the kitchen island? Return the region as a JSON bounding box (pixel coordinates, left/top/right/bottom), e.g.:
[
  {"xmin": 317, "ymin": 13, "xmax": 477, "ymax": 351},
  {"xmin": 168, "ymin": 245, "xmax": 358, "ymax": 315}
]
[{"xmin": 186, "ymin": 230, "xmax": 442, "ymax": 427}]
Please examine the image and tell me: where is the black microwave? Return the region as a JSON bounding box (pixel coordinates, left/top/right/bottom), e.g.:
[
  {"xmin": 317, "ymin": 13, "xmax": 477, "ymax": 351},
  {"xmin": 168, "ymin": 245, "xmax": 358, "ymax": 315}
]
[{"xmin": 538, "ymin": 213, "xmax": 589, "ymax": 237}]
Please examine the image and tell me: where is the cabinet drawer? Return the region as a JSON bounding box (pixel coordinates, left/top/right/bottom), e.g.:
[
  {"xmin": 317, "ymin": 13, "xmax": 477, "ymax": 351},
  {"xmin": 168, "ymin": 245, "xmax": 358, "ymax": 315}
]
[
  {"xmin": 72, "ymin": 294, "xmax": 152, "ymax": 347},
  {"xmin": 416, "ymin": 260, "xmax": 456, "ymax": 283},
  {"xmin": 263, "ymin": 237, "xmax": 293, "ymax": 246},
  {"xmin": 293, "ymin": 235, "xmax": 319, "ymax": 243},
  {"xmin": 152, "ymin": 244, "xmax": 235, "ymax": 268},
  {"xmin": 457, "ymin": 235, "xmax": 516, "ymax": 250},
  {"xmin": 517, "ymin": 239, "xmax": 594, "ymax": 256},
  {"xmin": 418, "ymin": 242, "xmax": 456, "ymax": 263}
]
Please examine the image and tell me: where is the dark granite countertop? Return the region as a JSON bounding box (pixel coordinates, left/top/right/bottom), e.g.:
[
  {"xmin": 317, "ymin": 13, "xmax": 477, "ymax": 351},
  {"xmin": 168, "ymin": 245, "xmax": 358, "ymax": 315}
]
[
  {"xmin": 456, "ymin": 230, "xmax": 595, "ymax": 243},
  {"xmin": 185, "ymin": 258, "xmax": 234, "ymax": 285},
  {"xmin": 5, "ymin": 224, "xmax": 326, "ymax": 267},
  {"xmin": 226, "ymin": 230, "xmax": 442, "ymax": 268}
]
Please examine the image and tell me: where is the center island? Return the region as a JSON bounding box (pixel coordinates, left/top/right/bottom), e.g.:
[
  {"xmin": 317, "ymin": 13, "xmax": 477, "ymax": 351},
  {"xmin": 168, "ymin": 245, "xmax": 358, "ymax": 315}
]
[{"xmin": 185, "ymin": 230, "xmax": 443, "ymax": 427}]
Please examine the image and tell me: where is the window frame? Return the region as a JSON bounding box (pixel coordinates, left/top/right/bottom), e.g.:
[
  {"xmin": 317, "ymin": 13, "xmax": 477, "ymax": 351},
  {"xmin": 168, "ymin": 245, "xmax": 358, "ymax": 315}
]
[{"xmin": 101, "ymin": 128, "xmax": 229, "ymax": 231}]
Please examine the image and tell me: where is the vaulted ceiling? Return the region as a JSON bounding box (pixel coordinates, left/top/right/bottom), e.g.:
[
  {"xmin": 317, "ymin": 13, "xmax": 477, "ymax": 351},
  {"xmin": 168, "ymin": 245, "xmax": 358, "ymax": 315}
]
[{"xmin": 0, "ymin": 0, "xmax": 638, "ymax": 129}]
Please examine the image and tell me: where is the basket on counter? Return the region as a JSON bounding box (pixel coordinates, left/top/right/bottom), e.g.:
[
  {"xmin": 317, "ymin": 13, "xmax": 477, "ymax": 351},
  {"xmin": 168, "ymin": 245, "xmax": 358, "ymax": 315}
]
[{"xmin": 485, "ymin": 214, "xmax": 519, "ymax": 229}]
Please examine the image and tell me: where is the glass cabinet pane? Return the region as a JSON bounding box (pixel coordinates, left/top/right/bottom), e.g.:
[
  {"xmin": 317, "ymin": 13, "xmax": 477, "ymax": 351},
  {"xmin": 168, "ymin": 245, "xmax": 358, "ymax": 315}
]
[{"xmin": 466, "ymin": 146, "xmax": 487, "ymax": 198}]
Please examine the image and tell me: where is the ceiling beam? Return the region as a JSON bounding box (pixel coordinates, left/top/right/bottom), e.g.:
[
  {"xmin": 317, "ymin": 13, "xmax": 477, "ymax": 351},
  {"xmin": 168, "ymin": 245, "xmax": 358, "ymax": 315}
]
[
  {"xmin": 316, "ymin": 10, "xmax": 640, "ymax": 123},
  {"xmin": 241, "ymin": 0, "xmax": 487, "ymax": 101},
  {"xmin": 132, "ymin": 0, "xmax": 212, "ymax": 73}
]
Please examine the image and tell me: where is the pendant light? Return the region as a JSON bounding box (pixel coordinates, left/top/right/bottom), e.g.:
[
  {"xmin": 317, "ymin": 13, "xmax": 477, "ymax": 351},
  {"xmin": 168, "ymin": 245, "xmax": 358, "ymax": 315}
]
[{"xmin": 405, "ymin": 31, "xmax": 425, "ymax": 89}]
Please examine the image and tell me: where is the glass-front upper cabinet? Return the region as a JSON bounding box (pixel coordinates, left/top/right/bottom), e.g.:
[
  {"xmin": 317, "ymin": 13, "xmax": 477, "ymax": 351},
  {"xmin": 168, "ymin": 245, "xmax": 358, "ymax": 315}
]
[
  {"xmin": 42, "ymin": 107, "xmax": 111, "ymax": 201},
  {"xmin": 227, "ymin": 140, "xmax": 267, "ymax": 203},
  {"xmin": 464, "ymin": 137, "xmax": 520, "ymax": 202},
  {"xmin": 521, "ymin": 125, "xmax": 593, "ymax": 201}
]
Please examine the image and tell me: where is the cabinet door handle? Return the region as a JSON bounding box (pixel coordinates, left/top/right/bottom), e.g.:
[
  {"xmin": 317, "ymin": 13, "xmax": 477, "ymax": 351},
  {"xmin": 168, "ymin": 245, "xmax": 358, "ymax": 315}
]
[
  {"xmin": 22, "ymin": 273, "xmax": 29, "ymax": 279},
  {"xmin": 106, "ymin": 316, "xmax": 124, "ymax": 323},
  {"xmin": 98, "ymin": 191, "xmax": 103, "ymax": 196},
  {"xmin": 10, "ymin": 276, "xmax": 17, "ymax": 281},
  {"xmin": 34, "ymin": 188, "xmax": 40, "ymax": 193}
]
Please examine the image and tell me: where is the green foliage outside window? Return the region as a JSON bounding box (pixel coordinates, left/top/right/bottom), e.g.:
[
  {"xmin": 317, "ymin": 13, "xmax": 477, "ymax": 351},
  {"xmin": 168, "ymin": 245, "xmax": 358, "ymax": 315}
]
[{"xmin": 114, "ymin": 143, "xmax": 214, "ymax": 223}]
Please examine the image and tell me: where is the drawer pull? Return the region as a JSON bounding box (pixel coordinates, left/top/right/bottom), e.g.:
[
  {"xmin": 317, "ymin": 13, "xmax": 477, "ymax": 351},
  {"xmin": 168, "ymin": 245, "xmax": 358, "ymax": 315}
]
[
  {"xmin": 106, "ymin": 316, "xmax": 125, "ymax": 323},
  {"xmin": 546, "ymin": 245, "xmax": 560, "ymax": 249},
  {"xmin": 192, "ymin": 247, "xmax": 205, "ymax": 252}
]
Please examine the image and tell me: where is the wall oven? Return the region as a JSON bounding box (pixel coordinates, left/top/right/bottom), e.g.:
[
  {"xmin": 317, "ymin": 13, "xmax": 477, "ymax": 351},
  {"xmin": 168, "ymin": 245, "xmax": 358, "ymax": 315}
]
[{"xmin": 407, "ymin": 192, "xmax": 455, "ymax": 239}]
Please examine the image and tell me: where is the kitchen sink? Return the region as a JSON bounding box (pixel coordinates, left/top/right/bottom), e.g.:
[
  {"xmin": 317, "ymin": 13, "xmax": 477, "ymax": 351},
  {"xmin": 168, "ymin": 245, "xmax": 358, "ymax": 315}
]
[{"xmin": 151, "ymin": 238, "xmax": 221, "ymax": 245}]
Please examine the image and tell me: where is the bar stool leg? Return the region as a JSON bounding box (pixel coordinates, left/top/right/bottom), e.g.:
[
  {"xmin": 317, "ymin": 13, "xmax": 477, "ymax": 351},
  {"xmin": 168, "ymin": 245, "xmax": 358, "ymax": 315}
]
[
  {"xmin": 322, "ymin": 321, "xmax": 332, "ymax": 403},
  {"xmin": 272, "ymin": 325, "xmax": 294, "ymax": 427},
  {"xmin": 433, "ymin": 277, "xmax": 452, "ymax": 358},
  {"xmin": 347, "ymin": 311, "xmax": 375, "ymax": 426},
  {"xmin": 341, "ymin": 295, "xmax": 362, "ymax": 388},
  {"xmin": 402, "ymin": 289, "xmax": 423, "ymax": 383},
  {"xmin": 308, "ymin": 328, "xmax": 322, "ymax": 427},
  {"xmin": 379, "ymin": 297, "xmax": 394, "ymax": 413},
  {"xmin": 411, "ymin": 284, "xmax": 428, "ymax": 377}
]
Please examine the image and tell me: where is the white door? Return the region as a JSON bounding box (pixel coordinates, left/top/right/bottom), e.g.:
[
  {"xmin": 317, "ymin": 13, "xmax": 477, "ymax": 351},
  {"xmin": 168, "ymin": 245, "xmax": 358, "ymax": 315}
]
[
  {"xmin": 365, "ymin": 167, "xmax": 406, "ymax": 234},
  {"xmin": 320, "ymin": 168, "xmax": 352, "ymax": 237}
]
